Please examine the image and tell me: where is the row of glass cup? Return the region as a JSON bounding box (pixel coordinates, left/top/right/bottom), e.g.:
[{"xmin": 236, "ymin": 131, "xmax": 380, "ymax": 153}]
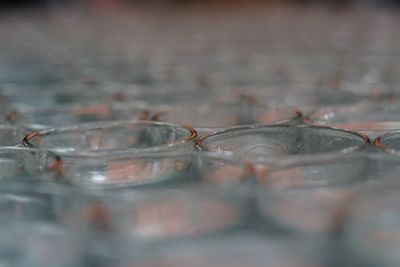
[
  {"xmin": 4, "ymin": 121, "xmax": 400, "ymax": 266},
  {"xmin": 3, "ymin": 86, "xmax": 400, "ymax": 136}
]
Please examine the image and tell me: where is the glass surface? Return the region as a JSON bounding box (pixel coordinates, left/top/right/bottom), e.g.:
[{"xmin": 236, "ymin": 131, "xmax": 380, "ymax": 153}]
[
  {"xmin": 310, "ymin": 103, "xmax": 400, "ymax": 139},
  {"xmin": 5, "ymin": 103, "xmax": 151, "ymax": 130},
  {"xmin": 344, "ymin": 185, "xmax": 400, "ymax": 267},
  {"xmin": 22, "ymin": 121, "xmax": 197, "ymax": 155},
  {"xmin": 197, "ymin": 124, "xmax": 368, "ymax": 161},
  {"xmin": 0, "ymin": 222, "xmax": 84, "ymax": 267},
  {"xmin": 0, "ymin": 147, "xmax": 60, "ymax": 181},
  {"xmin": 143, "ymin": 104, "xmax": 302, "ymax": 132},
  {"xmin": 86, "ymin": 188, "xmax": 244, "ymax": 242},
  {"xmin": 40, "ymin": 151, "xmax": 247, "ymax": 191},
  {"xmin": 0, "ymin": 125, "xmax": 25, "ymax": 146},
  {"xmin": 255, "ymin": 153, "xmax": 400, "ymax": 235},
  {"xmin": 375, "ymin": 131, "xmax": 400, "ymax": 155},
  {"xmin": 120, "ymin": 233, "xmax": 322, "ymax": 267}
]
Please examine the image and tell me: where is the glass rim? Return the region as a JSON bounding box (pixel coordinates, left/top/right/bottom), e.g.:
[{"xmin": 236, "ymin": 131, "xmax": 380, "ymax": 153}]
[
  {"xmin": 196, "ymin": 123, "xmax": 370, "ymax": 152},
  {"xmin": 22, "ymin": 120, "xmax": 197, "ymax": 156},
  {"xmin": 373, "ymin": 130, "xmax": 400, "ymax": 155}
]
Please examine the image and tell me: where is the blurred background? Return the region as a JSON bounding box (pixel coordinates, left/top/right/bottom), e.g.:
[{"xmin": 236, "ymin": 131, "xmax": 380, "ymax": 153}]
[{"xmin": 0, "ymin": 0, "xmax": 399, "ymax": 95}]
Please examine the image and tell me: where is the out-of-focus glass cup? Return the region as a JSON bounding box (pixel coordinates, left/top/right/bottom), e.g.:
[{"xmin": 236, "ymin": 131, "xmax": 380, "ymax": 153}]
[
  {"xmin": 374, "ymin": 131, "xmax": 400, "ymax": 155},
  {"xmin": 222, "ymin": 87, "xmax": 369, "ymax": 112},
  {"xmin": 0, "ymin": 221, "xmax": 85, "ymax": 267},
  {"xmin": 0, "ymin": 147, "xmax": 61, "ymax": 181},
  {"xmin": 197, "ymin": 124, "xmax": 369, "ymax": 162},
  {"xmin": 22, "ymin": 121, "xmax": 197, "ymax": 155},
  {"xmin": 5, "ymin": 103, "xmax": 152, "ymax": 130},
  {"xmin": 40, "ymin": 151, "xmax": 248, "ymax": 191},
  {"xmin": 120, "ymin": 233, "xmax": 323, "ymax": 267},
  {"xmin": 254, "ymin": 153, "xmax": 400, "ymax": 235},
  {"xmin": 0, "ymin": 181, "xmax": 89, "ymax": 227},
  {"xmin": 84, "ymin": 187, "xmax": 245, "ymax": 243},
  {"xmin": 343, "ymin": 184, "xmax": 400, "ymax": 267},
  {"xmin": 0, "ymin": 125, "xmax": 25, "ymax": 146},
  {"xmin": 309, "ymin": 103, "xmax": 400, "ymax": 139},
  {"xmin": 141, "ymin": 104, "xmax": 302, "ymax": 134}
]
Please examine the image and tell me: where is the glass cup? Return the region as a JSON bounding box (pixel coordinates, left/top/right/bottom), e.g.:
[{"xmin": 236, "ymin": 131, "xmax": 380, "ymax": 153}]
[
  {"xmin": 22, "ymin": 121, "xmax": 197, "ymax": 155},
  {"xmin": 40, "ymin": 151, "xmax": 248, "ymax": 191},
  {"xmin": 140, "ymin": 104, "xmax": 302, "ymax": 134},
  {"xmin": 197, "ymin": 124, "xmax": 369, "ymax": 162},
  {"xmin": 343, "ymin": 184, "xmax": 400, "ymax": 267},
  {"xmin": 5, "ymin": 102, "xmax": 152, "ymax": 130},
  {"xmin": 0, "ymin": 221, "xmax": 86, "ymax": 267},
  {"xmin": 254, "ymin": 153, "xmax": 400, "ymax": 235},
  {"xmin": 0, "ymin": 124, "xmax": 25, "ymax": 146},
  {"xmin": 0, "ymin": 147, "xmax": 61, "ymax": 181},
  {"xmin": 374, "ymin": 131, "xmax": 400, "ymax": 155},
  {"xmin": 84, "ymin": 187, "xmax": 245, "ymax": 243},
  {"xmin": 309, "ymin": 103, "xmax": 400, "ymax": 139},
  {"xmin": 120, "ymin": 233, "xmax": 323, "ymax": 267}
]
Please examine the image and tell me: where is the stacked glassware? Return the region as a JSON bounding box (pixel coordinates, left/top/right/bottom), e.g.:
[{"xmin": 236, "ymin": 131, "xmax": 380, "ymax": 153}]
[{"xmin": 2, "ymin": 3, "xmax": 400, "ymax": 266}]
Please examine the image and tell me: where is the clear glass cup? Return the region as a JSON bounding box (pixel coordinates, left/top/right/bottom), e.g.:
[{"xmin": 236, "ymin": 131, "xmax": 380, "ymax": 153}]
[
  {"xmin": 309, "ymin": 103, "xmax": 400, "ymax": 139},
  {"xmin": 0, "ymin": 147, "xmax": 61, "ymax": 181},
  {"xmin": 85, "ymin": 187, "xmax": 245, "ymax": 243},
  {"xmin": 374, "ymin": 131, "xmax": 400, "ymax": 155},
  {"xmin": 141, "ymin": 104, "xmax": 302, "ymax": 134},
  {"xmin": 0, "ymin": 124, "xmax": 25, "ymax": 147},
  {"xmin": 0, "ymin": 181, "xmax": 89, "ymax": 227},
  {"xmin": 22, "ymin": 121, "xmax": 197, "ymax": 155},
  {"xmin": 254, "ymin": 153, "xmax": 400, "ymax": 235},
  {"xmin": 197, "ymin": 124, "xmax": 369, "ymax": 162},
  {"xmin": 220, "ymin": 87, "xmax": 369, "ymax": 113},
  {"xmin": 0, "ymin": 221, "xmax": 85, "ymax": 267},
  {"xmin": 120, "ymin": 233, "xmax": 323, "ymax": 267},
  {"xmin": 343, "ymin": 184, "xmax": 400, "ymax": 267},
  {"xmin": 5, "ymin": 102, "xmax": 152, "ymax": 130},
  {"xmin": 40, "ymin": 151, "xmax": 248, "ymax": 191}
]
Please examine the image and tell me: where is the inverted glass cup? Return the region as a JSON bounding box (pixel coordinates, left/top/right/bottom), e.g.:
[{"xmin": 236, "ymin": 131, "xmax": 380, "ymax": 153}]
[
  {"xmin": 254, "ymin": 153, "xmax": 400, "ymax": 235},
  {"xmin": 5, "ymin": 102, "xmax": 151, "ymax": 130},
  {"xmin": 309, "ymin": 103, "xmax": 400, "ymax": 139},
  {"xmin": 22, "ymin": 121, "xmax": 197, "ymax": 155},
  {"xmin": 197, "ymin": 124, "xmax": 369, "ymax": 162},
  {"xmin": 344, "ymin": 184, "xmax": 400, "ymax": 267}
]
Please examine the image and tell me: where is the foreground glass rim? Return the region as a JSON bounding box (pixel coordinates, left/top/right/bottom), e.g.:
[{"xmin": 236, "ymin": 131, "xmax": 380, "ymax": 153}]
[
  {"xmin": 22, "ymin": 120, "xmax": 197, "ymax": 157},
  {"xmin": 196, "ymin": 124, "xmax": 370, "ymax": 155}
]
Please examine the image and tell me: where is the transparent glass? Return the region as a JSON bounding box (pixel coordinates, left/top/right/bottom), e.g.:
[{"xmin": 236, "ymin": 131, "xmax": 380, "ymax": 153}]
[
  {"xmin": 22, "ymin": 121, "xmax": 197, "ymax": 155},
  {"xmin": 310, "ymin": 103, "xmax": 400, "ymax": 139},
  {"xmin": 120, "ymin": 233, "xmax": 322, "ymax": 267},
  {"xmin": 87, "ymin": 187, "xmax": 244, "ymax": 242},
  {"xmin": 0, "ymin": 182, "xmax": 88, "ymax": 227},
  {"xmin": 344, "ymin": 184, "xmax": 400, "ymax": 267},
  {"xmin": 374, "ymin": 131, "xmax": 400, "ymax": 155},
  {"xmin": 6, "ymin": 103, "xmax": 151, "ymax": 130},
  {"xmin": 197, "ymin": 124, "xmax": 369, "ymax": 162},
  {"xmin": 255, "ymin": 153, "xmax": 400, "ymax": 235},
  {"xmin": 0, "ymin": 147, "xmax": 60, "ymax": 181},
  {"xmin": 0, "ymin": 125, "xmax": 25, "ymax": 146},
  {"xmin": 143, "ymin": 104, "xmax": 302, "ymax": 133},
  {"xmin": 41, "ymin": 151, "xmax": 247, "ymax": 191},
  {"xmin": 0, "ymin": 221, "xmax": 85, "ymax": 267}
]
